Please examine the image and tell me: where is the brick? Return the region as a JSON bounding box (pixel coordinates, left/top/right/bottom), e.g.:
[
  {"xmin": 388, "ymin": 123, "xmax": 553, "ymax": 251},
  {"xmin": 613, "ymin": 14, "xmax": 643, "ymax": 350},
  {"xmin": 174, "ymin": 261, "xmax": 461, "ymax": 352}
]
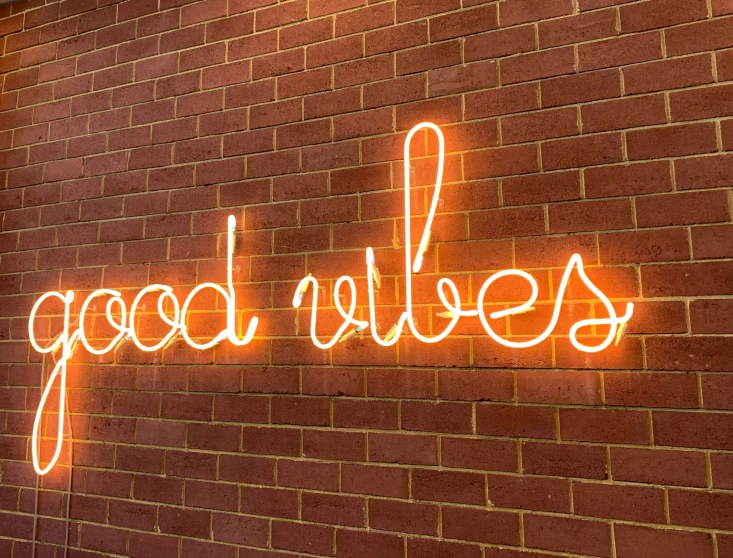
[
  {"xmin": 501, "ymin": 107, "xmax": 578, "ymax": 144},
  {"xmin": 240, "ymin": 487, "xmax": 298, "ymax": 519},
  {"xmin": 438, "ymin": 368, "xmax": 513, "ymax": 401},
  {"xmin": 582, "ymin": 94, "xmax": 667, "ymax": 133},
  {"xmin": 81, "ymin": 524, "xmax": 128, "ymax": 554},
  {"xmin": 549, "ymin": 198, "xmax": 632, "ymax": 233},
  {"xmin": 160, "ymin": 26, "xmax": 205, "ymax": 55},
  {"xmin": 442, "ymin": 506, "xmax": 520, "ymax": 545},
  {"xmin": 723, "ymin": 118, "xmax": 733, "ymax": 150},
  {"xmin": 335, "ymin": 55, "xmax": 394, "ymax": 88},
  {"xmin": 524, "ymin": 515, "xmax": 612, "ymax": 557},
  {"xmin": 654, "ymin": 410, "xmax": 733, "ymax": 449},
  {"xmin": 718, "ymin": 48, "xmax": 733, "ymax": 80},
  {"xmin": 691, "ymin": 299, "xmax": 733, "ymax": 334},
  {"xmin": 272, "ymin": 521, "xmax": 333, "ymax": 555},
  {"xmin": 411, "ymin": 469, "xmax": 485, "ymax": 504},
  {"xmin": 305, "ymin": 87, "xmax": 361, "ymax": 119},
  {"xmin": 712, "ymin": 453, "xmax": 733, "ymax": 487},
  {"xmin": 336, "ymin": 3, "xmax": 393, "ymax": 36},
  {"xmin": 177, "ymin": 90, "xmax": 222, "ymax": 118},
  {"xmin": 643, "ymin": 261, "xmax": 733, "ymax": 298},
  {"xmin": 477, "ymin": 404, "xmax": 556, "ymax": 439},
  {"xmin": 278, "ymin": 67, "xmax": 330, "ymax": 99},
  {"xmin": 668, "ymin": 490, "xmax": 733, "ymax": 530},
  {"xmin": 665, "ymin": 16, "xmax": 733, "ymax": 56},
  {"xmin": 229, "ymin": 31, "xmax": 278, "ymax": 62},
  {"xmin": 335, "ymin": 530, "xmax": 404, "ymax": 558},
  {"xmin": 280, "ymin": 18, "xmax": 332, "ymax": 51},
  {"xmin": 624, "ymin": 54, "xmax": 714, "ymax": 95},
  {"xmin": 579, "ymin": 32, "xmax": 663, "ymax": 71},
  {"xmin": 253, "ymin": 49, "xmax": 304, "ymax": 80},
  {"xmin": 303, "ymin": 430, "xmax": 365, "ymax": 461},
  {"xmin": 465, "ymin": 25, "xmax": 536, "ymax": 61},
  {"xmin": 692, "ymin": 224, "xmax": 733, "ymax": 259},
  {"xmin": 441, "ymin": 437, "xmax": 518, "ymax": 472},
  {"xmin": 369, "ymin": 499, "xmax": 437, "ymax": 535},
  {"xmin": 342, "ymin": 464, "xmax": 409, "ymax": 498},
  {"xmin": 540, "ymin": 9, "xmax": 616, "ymax": 48},
  {"xmin": 250, "ymin": 99, "xmax": 301, "ymax": 129},
  {"xmin": 485, "ymin": 474, "xmax": 570, "ymax": 513},
  {"xmin": 257, "ymin": 0, "xmax": 307, "ymax": 31},
  {"xmin": 369, "ymin": 433, "xmax": 438, "ymax": 465},
  {"xmin": 397, "ymin": 40, "xmax": 461, "ymax": 75},
  {"xmin": 409, "ymin": 539, "xmax": 480, "ymax": 558},
  {"xmin": 470, "ymin": 206, "xmax": 545, "ymax": 239},
  {"xmin": 620, "ymin": 0, "xmax": 707, "ymax": 33},
  {"xmin": 430, "ymin": 61, "xmax": 498, "ymax": 98},
  {"xmin": 503, "ymin": 171, "xmax": 581, "ymax": 205},
  {"xmin": 133, "ymin": 476, "xmax": 181, "ymax": 506},
  {"xmin": 541, "ymin": 133, "xmax": 623, "ymax": 171},
  {"xmin": 600, "ymin": 228, "xmax": 690, "ymax": 264},
  {"xmin": 333, "ymin": 108, "xmax": 394, "ymax": 141},
  {"xmin": 159, "ymin": 507, "xmax": 210, "ymax": 538},
  {"xmin": 202, "ymin": 61, "xmax": 251, "ymax": 90},
  {"xmin": 611, "ymin": 447, "xmax": 707, "ymax": 487},
  {"xmin": 560, "ymin": 408, "xmax": 649, "ymax": 444},
  {"xmin": 181, "ymin": 0, "xmax": 227, "ymax": 26},
  {"xmin": 615, "ymin": 525, "xmax": 714, "ymax": 558},
  {"xmin": 118, "ymin": 0, "xmax": 159, "ymax": 21},
  {"xmin": 206, "ymin": 12, "xmax": 254, "ymax": 42},
  {"xmin": 431, "ymin": 5, "xmax": 497, "ymax": 42},
  {"xmin": 517, "ymin": 233, "xmax": 597, "ymax": 268},
  {"xmin": 307, "ymin": 35, "xmax": 362, "ymax": 69},
  {"xmin": 636, "ymin": 190, "xmax": 729, "ymax": 228},
  {"xmin": 585, "ymin": 161, "xmax": 671, "ymax": 198},
  {"xmin": 397, "ymin": 0, "xmax": 460, "ymax": 23},
  {"xmin": 501, "ymin": 46, "xmax": 575, "ymax": 85},
  {"xmin": 721, "ymin": 535, "xmax": 733, "ymax": 558},
  {"xmin": 714, "ymin": 0, "xmax": 733, "ymax": 15},
  {"xmin": 517, "ymin": 370, "xmax": 601, "ymax": 405},
  {"xmin": 465, "ymin": 144, "xmax": 539, "ymax": 178},
  {"xmin": 523, "ymin": 442, "xmax": 607, "ymax": 479},
  {"xmin": 676, "ymin": 154, "xmax": 733, "ymax": 191},
  {"xmin": 212, "ymin": 513, "xmax": 268, "ymax": 547},
  {"xmin": 670, "ymin": 83, "xmax": 733, "ymax": 122},
  {"xmin": 139, "ymin": 9, "xmax": 180, "ymax": 37},
  {"xmin": 396, "ymin": 96, "xmax": 462, "ymax": 129},
  {"xmin": 302, "ymin": 140, "xmax": 359, "ymax": 171},
  {"xmin": 157, "ymin": 72, "xmax": 200, "ymax": 99}
]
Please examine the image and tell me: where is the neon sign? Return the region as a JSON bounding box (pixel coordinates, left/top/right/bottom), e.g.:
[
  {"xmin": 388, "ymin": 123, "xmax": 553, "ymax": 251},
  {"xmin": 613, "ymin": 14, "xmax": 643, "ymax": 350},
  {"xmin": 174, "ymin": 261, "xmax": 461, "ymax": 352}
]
[{"xmin": 28, "ymin": 122, "xmax": 633, "ymax": 475}]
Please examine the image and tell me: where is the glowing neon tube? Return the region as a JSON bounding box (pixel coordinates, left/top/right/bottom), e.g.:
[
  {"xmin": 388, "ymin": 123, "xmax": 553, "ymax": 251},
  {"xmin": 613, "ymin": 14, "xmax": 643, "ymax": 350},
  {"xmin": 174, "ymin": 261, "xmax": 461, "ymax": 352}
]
[
  {"xmin": 27, "ymin": 215, "xmax": 260, "ymax": 474},
  {"xmin": 28, "ymin": 122, "xmax": 633, "ymax": 477},
  {"xmin": 295, "ymin": 121, "xmax": 633, "ymax": 350},
  {"xmin": 28, "ymin": 291, "xmax": 77, "ymax": 475}
]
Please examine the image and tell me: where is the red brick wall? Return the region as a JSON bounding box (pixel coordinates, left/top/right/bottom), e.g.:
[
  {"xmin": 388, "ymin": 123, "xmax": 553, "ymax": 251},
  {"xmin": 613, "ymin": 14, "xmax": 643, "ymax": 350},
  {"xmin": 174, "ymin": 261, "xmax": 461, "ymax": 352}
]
[{"xmin": 2, "ymin": 0, "xmax": 733, "ymax": 556}]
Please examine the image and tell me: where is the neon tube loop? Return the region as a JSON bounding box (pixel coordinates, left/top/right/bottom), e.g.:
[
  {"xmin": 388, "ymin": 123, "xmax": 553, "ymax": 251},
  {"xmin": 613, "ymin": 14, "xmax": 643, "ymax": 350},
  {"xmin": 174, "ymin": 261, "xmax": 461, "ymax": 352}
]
[
  {"xmin": 27, "ymin": 121, "xmax": 633, "ymax": 476},
  {"xmin": 292, "ymin": 274, "xmax": 369, "ymax": 349},
  {"xmin": 28, "ymin": 291, "xmax": 77, "ymax": 476}
]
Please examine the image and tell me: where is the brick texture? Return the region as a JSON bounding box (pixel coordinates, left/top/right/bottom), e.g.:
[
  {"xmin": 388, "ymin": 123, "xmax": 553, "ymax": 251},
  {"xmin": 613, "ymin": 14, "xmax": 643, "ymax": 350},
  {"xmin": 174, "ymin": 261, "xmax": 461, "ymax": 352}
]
[{"xmin": 1, "ymin": 0, "xmax": 733, "ymax": 557}]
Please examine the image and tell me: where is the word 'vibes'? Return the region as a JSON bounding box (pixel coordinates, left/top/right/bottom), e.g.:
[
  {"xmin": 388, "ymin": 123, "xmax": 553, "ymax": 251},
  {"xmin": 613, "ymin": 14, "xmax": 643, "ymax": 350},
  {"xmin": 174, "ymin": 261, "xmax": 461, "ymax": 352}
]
[{"xmin": 28, "ymin": 122, "xmax": 634, "ymax": 475}]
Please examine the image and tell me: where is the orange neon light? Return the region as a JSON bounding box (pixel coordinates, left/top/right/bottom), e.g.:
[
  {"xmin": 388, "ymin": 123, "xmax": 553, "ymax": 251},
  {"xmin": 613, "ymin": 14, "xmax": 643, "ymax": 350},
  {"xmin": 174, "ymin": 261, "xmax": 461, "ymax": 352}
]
[{"xmin": 28, "ymin": 122, "xmax": 633, "ymax": 475}]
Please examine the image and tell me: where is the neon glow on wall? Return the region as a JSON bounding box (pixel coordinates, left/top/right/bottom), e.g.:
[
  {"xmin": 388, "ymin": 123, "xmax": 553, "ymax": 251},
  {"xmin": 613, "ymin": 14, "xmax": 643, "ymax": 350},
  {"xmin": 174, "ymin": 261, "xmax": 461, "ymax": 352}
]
[{"xmin": 28, "ymin": 122, "xmax": 634, "ymax": 475}]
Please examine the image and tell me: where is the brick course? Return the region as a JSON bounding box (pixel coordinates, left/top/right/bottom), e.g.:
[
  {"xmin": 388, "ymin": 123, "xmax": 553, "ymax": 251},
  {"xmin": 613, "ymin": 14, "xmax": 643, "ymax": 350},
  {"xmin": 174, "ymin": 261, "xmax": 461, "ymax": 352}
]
[{"xmin": 1, "ymin": 0, "xmax": 733, "ymax": 556}]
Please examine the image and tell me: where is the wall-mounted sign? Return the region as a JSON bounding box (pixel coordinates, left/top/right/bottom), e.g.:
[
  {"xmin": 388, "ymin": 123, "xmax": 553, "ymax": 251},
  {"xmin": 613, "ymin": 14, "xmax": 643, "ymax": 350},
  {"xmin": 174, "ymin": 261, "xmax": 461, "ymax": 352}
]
[{"xmin": 28, "ymin": 122, "xmax": 633, "ymax": 475}]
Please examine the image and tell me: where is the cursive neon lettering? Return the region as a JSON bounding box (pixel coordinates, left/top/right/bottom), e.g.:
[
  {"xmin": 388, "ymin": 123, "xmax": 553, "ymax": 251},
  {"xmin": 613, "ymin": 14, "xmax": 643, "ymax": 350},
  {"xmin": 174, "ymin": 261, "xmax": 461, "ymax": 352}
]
[
  {"xmin": 297, "ymin": 122, "xmax": 634, "ymax": 350},
  {"xmin": 28, "ymin": 122, "xmax": 633, "ymax": 476}
]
